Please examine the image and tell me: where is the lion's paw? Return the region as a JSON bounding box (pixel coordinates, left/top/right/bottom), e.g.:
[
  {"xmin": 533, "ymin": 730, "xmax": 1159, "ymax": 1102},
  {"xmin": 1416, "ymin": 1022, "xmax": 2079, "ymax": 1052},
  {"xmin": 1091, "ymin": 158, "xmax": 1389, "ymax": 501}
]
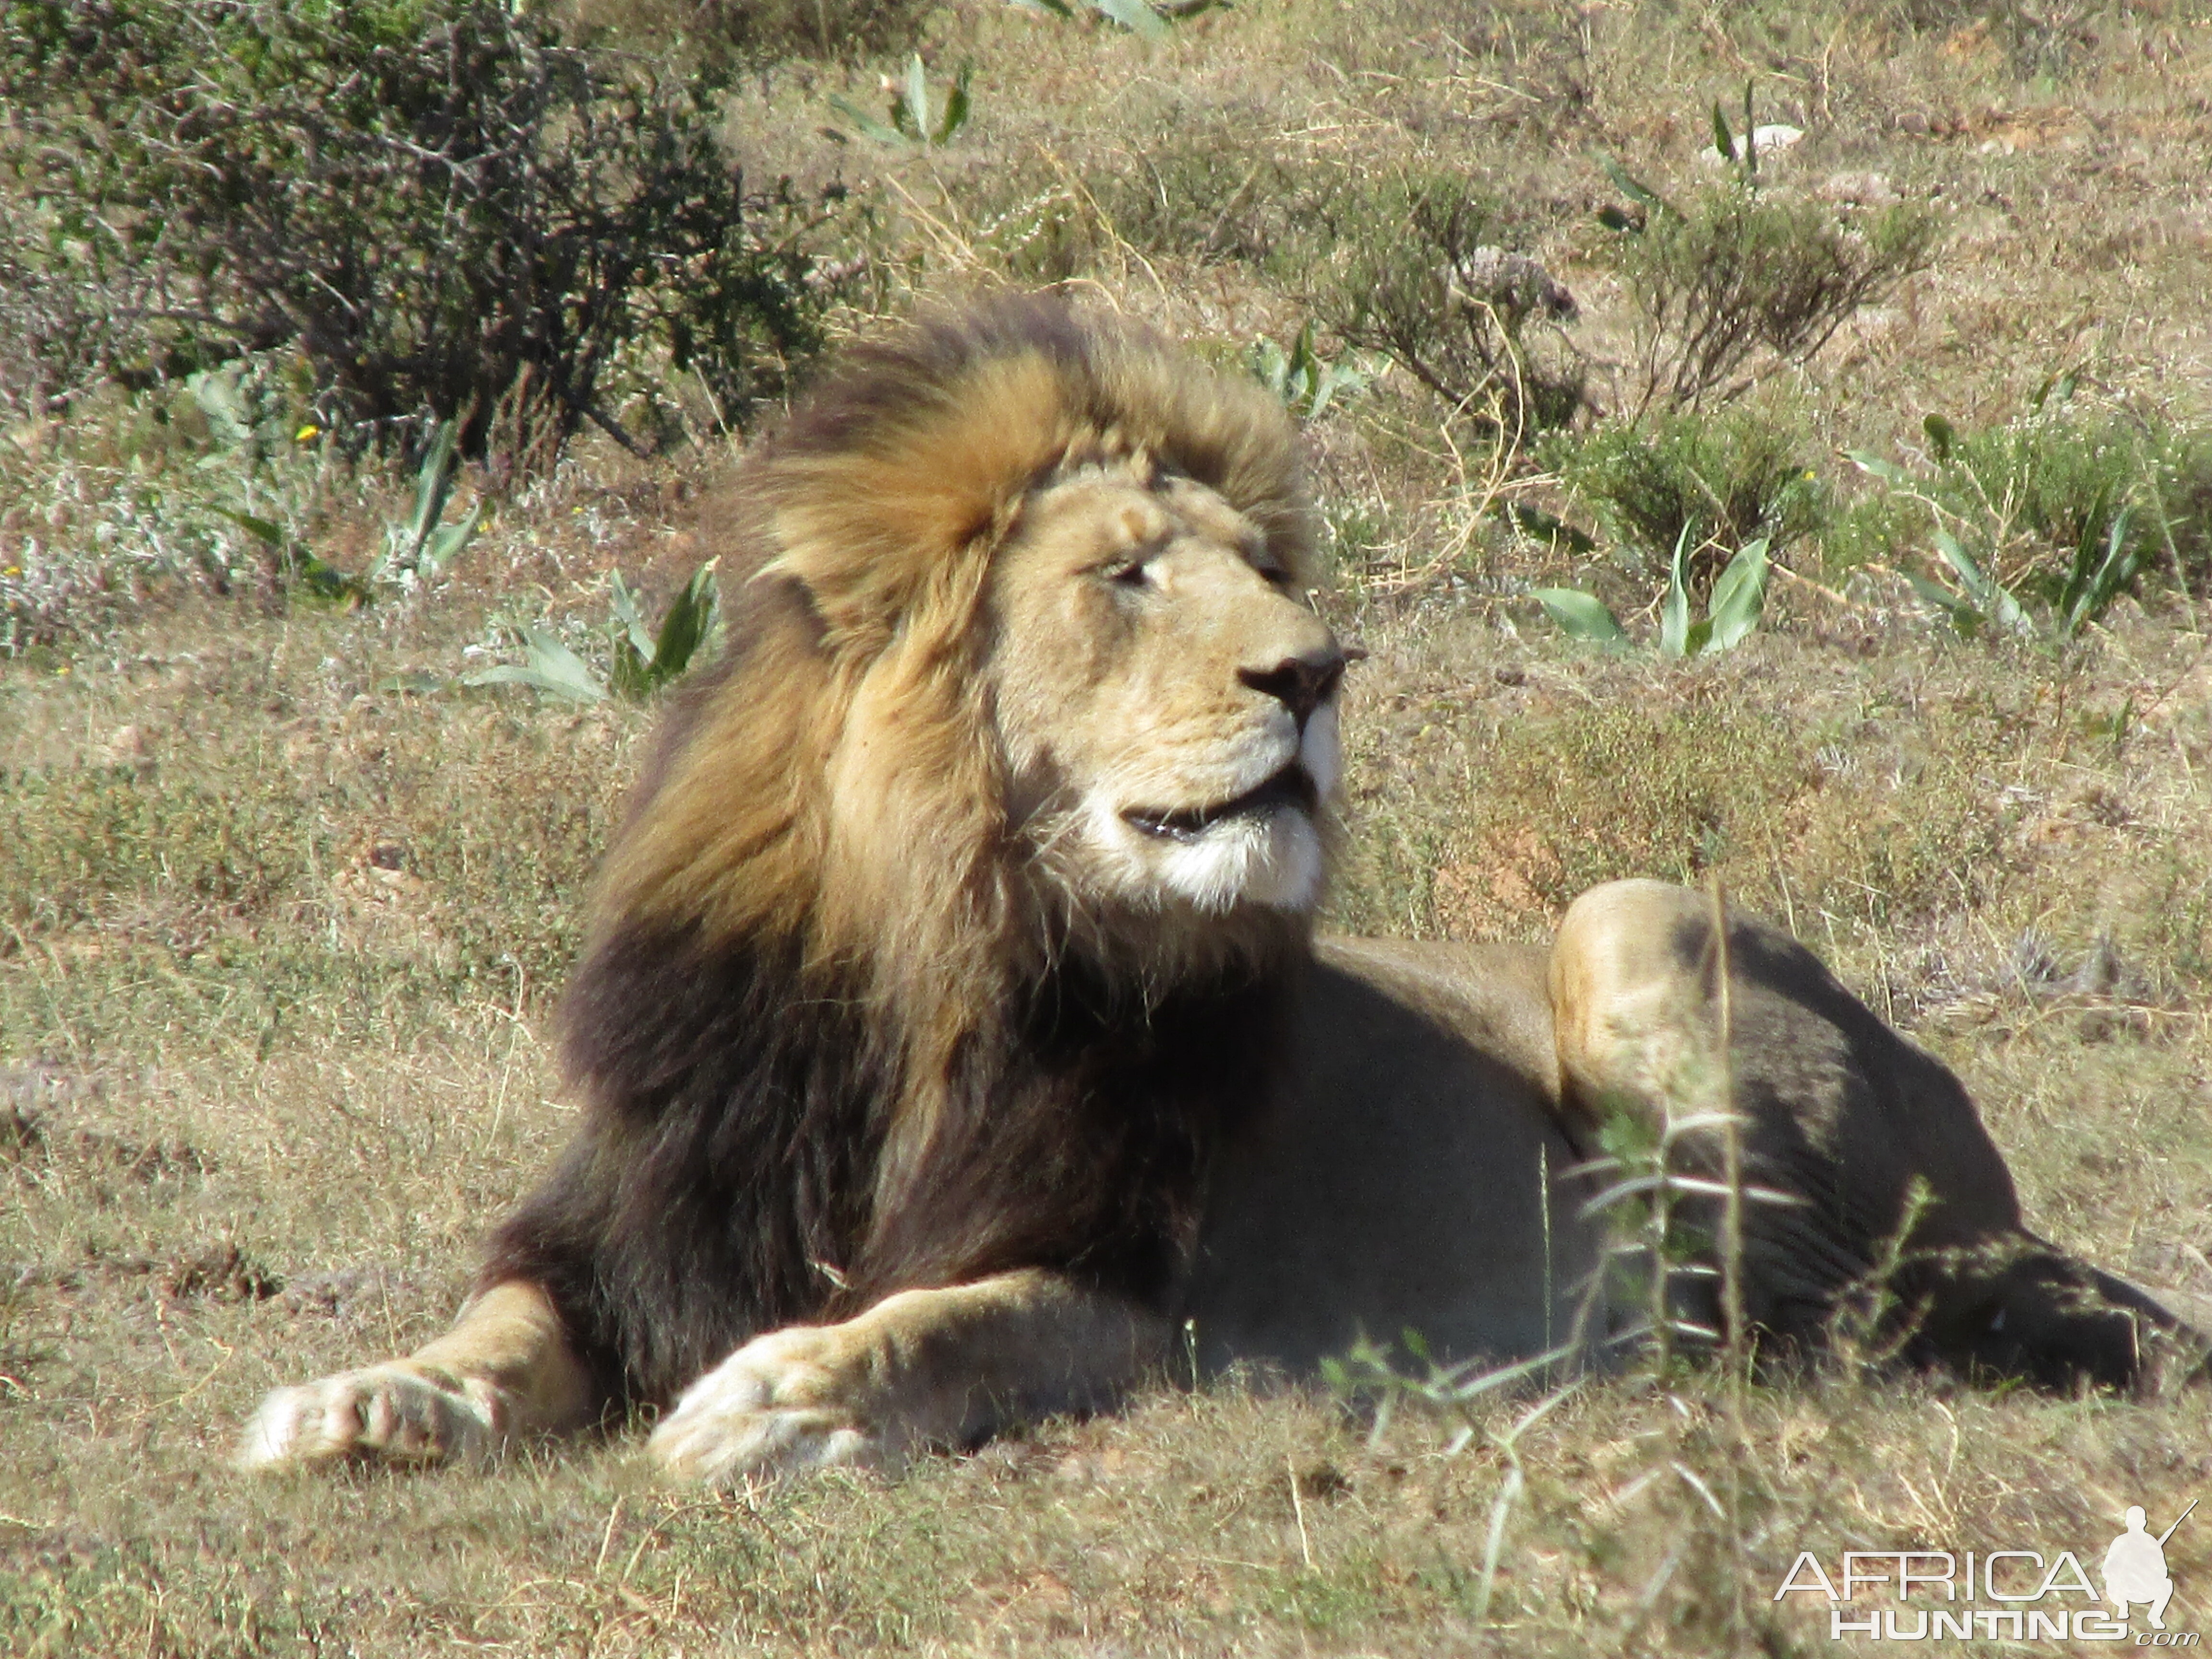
[
  {"xmin": 647, "ymin": 1326, "xmax": 887, "ymax": 1485},
  {"xmin": 237, "ymin": 1364, "xmax": 501, "ymax": 1470}
]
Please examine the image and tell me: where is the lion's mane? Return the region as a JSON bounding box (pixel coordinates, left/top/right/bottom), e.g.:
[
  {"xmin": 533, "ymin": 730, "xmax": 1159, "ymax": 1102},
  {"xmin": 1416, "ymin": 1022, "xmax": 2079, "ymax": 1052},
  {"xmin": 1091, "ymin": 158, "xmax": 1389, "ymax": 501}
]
[{"xmin": 482, "ymin": 297, "xmax": 1322, "ymax": 1409}]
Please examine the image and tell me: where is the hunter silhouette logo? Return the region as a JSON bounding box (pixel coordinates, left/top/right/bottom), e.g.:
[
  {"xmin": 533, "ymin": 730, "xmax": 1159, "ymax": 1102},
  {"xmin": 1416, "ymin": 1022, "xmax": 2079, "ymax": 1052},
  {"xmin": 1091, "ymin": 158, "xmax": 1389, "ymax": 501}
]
[
  {"xmin": 2106, "ymin": 1501, "xmax": 2195, "ymax": 1632},
  {"xmin": 1775, "ymin": 1495, "xmax": 2200, "ymax": 1644}
]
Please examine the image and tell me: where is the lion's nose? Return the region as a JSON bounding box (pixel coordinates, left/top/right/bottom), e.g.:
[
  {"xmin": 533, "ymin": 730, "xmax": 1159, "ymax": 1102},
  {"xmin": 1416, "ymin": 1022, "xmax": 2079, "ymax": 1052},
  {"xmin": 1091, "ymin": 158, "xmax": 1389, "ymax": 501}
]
[{"xmin": 1239, "ymin": 648, "xmax": 1347, "ymax": 730}]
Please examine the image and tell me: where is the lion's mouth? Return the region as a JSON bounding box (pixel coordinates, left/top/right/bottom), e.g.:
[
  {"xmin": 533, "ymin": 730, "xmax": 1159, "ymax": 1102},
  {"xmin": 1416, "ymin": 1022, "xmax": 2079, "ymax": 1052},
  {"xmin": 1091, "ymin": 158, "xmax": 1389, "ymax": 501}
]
[{"xmin": 1124, "ymin": 766, "xmax": 1317, "ymax": 843}]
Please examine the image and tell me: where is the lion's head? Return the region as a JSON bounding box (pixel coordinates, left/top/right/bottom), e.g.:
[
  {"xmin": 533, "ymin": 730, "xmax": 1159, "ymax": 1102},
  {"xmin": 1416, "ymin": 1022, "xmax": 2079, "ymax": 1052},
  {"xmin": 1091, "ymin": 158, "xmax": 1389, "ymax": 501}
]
[{"xmin": 599, "ymin": 296, "xmax": 1345, "ymax": 993}]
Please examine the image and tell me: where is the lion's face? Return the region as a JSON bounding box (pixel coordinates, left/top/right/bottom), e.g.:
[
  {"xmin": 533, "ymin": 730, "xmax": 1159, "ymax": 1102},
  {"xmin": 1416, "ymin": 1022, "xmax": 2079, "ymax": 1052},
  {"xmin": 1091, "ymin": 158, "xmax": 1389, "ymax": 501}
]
[{"xmin": 988, "ymin": 462, "xmax": 1345, "ymax": 919}]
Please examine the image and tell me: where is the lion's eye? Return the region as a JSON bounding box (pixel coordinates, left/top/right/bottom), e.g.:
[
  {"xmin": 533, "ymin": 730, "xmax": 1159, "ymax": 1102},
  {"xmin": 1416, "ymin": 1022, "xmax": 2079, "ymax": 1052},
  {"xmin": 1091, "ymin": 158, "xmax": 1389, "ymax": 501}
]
[{"xmin": 1101, "ymin": 558, "xmax": 1152, "ymax": 588}]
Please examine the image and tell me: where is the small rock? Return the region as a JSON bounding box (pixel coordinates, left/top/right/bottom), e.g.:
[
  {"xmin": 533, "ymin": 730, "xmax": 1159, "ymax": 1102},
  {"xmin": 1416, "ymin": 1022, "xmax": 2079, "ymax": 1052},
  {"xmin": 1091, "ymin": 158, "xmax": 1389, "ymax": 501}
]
[
  {"xmin": 1447, "ymin": 248, "xmax": 1576, "ymax": 321},
  {"xmin": 101, "ymin": 724, "xmax": 153, "ymax": 769},
  {"xmin": 1819, "ymin": 171, "xmax": 1899, "ymax": 207}
]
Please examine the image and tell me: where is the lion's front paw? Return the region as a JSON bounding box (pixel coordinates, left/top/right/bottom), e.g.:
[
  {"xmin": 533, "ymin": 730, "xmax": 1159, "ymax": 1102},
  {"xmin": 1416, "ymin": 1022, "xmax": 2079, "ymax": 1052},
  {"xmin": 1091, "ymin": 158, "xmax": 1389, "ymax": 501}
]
[
  {"xmin": 647, "ymin": 1326, "xmax": 887, "ymax": 1485},
  {"xmin": 237, "ymin": 1363, "xmax": 502, "ymax": 1470}
]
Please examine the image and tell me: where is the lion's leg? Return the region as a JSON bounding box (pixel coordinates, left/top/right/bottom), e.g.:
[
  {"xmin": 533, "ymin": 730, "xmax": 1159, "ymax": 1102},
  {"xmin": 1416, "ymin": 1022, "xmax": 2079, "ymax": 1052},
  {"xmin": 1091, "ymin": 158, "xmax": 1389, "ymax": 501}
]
[
  {"xmin": 1548, "ymin": 878, "xmax": 2189, "ymax": 1390},
  {"xmin": 237, "ymin": 1278, "xmax": 594, "ymax": 1469},
  {"xmin": 647, "ymin": 1269, "xmax": 1165, "ymax": 1485}
]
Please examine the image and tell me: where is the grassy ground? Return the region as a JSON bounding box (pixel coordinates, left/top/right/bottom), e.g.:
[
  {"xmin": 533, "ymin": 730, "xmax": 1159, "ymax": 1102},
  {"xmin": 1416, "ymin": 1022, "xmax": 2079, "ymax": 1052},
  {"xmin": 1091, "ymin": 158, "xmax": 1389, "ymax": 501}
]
[{"xmin": 5, "ymin": 1, "xmax": 2212, "ymax": 1654}]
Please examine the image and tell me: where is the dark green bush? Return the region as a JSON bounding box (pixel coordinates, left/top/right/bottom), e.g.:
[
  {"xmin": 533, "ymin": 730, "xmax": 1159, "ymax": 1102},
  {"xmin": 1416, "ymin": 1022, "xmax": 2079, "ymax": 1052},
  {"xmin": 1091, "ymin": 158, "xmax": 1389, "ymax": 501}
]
[
  {"xmin": 563, "ymin": 0, "xmax": 936, "ymax": 65},
  {"xmin": 1552, "ymin": 405, "xmax": 1827, "ymax": 583},
  {"xmin": 0, "ymin": 0, "xmax": 833, "ymax": 474},
  {"xmin": 1843, "ymin": 403, "xmax": 2208, "ymax": 631}
]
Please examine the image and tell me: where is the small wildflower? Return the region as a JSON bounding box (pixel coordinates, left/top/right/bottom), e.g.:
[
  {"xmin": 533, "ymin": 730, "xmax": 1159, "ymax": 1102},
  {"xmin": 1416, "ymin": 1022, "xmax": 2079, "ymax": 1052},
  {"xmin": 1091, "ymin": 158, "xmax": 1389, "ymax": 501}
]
[
  {"xmin": 2, "ymin": 565, "xmax": 19, "ymax": 577},
  {"xmin": 296, "ymin": 423, "xmax": 321, "ymax": 442}
]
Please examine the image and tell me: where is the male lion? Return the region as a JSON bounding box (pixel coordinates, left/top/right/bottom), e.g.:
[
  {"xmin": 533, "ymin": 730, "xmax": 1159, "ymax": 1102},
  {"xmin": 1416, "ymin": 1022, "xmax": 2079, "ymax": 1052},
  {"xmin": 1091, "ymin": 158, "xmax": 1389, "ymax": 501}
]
[{"xmin": 240, "ymin": 296, "xmax": 2198, "ymax": 1483}]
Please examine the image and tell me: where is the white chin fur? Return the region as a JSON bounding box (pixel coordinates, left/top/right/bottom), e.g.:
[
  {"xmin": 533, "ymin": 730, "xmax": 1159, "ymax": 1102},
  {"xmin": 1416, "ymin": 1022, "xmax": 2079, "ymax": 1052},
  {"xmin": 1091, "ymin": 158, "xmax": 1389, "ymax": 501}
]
[
  {"xmin": 1085, "ymin": 796, "xmax": 1324, "ymax": 914},
  {"xmin": 1300, "ymin": 701, "xmax": 1342, "ymax": 799}
]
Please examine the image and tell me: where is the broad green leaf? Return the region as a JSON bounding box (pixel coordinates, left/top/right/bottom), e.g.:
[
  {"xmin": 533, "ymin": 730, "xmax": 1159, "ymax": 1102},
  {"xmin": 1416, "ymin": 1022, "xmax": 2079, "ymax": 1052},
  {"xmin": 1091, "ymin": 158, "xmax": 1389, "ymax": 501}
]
[
  {"xmin": 419, "ymin": 498, "xmax": 485, "ymax": 583},
  {"xmin": 1705, "ymin": 536, "xmax": 1769, "ymax": 652},
  {"xmin": 1598, "ymin": 156, "xmax": 1668, "ymax": 213},
  {"xmin": 826, "ymin": 94, "xmax": 912, "ymax": 147},
  {"xmin": 212, "ymin": 507, "xmax": 285, "ymax": 547},
  {"xmin": 648, "ymin": 560, "xmax": 721, "ymax": 686},
  {"xmin": 609, "ymin": 571, "xmax": 657, "ymax": 661},
  {"xmin": 1533, "ymin": 588, "xmax": 1628, "ymax": 646},
  {"xmin": 406, "ymin": 419, "xmax": 461, "ymax": 549},
  {"xmin": 462, "ymin": 627, "xmax": 607, "ymax": 703},
  {"xmin": 2062, "ymin": 508, "xmax": 2139, "ymax": 637},
  {"xmin": 1905, "ymin": 573, "xmax": 1979, "ymax": 635},
  {"xmin": 935, "ymin": 64, "xmax": 972, "ymax": 145},
  {"xmin": 1844, "ymin": 448, "xmax": 1911, "ymax": 487},
  {"xmin": 1091, "ymin": 0, "xmax": 1168, "ymax": 39},
  {"xmin": 1932, "ymin": 529, "xmax": 2027, "ymax": 633},
  {"xmin": 901, "ymin": 53, "xmax": 930, "ymax": 140},
  {"xmin": 1711, "ymin": 100, "xmax": 1735, "ymax": 163},
  {"xmin": 1659, "ymin": 525, "xmax": 1692, "ymax": 658}
]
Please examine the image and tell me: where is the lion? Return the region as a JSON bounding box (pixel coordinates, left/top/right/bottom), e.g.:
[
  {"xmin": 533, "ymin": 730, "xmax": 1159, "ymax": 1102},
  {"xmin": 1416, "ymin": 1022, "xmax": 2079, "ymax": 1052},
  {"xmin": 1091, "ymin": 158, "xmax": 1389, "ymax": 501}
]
[{"xmin": 238, "ymin": 296, "xmax": 2201, "ymax": 1483}]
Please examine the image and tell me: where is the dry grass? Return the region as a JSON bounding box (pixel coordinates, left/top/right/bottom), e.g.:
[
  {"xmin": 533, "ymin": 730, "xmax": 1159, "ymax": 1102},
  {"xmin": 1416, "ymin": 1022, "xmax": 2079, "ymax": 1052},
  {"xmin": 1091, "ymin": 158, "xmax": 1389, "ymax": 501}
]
[{"xmin": 5, "ymin": 0, "xmax": 2212, "ymax": 1653}]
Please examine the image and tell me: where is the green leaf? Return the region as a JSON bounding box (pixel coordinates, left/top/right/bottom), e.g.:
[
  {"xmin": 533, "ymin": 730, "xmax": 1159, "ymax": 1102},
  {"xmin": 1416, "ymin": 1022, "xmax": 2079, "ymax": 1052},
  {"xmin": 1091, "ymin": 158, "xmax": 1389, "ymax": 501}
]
[
  {"xmin": 901, "ymin": 53, "xmax": 930, "ymax": 140},
  {"xmin": 1921, "ymin": 412, "xmax": 1955, "ymax": 463},
  {"xmin": 1844, "ymin": 448, "xmax": 1911, "ymax": 487},
  {"xmin": 1091, "ymin": 0, "xmax": 1168, "ymax": 39},
  {"xmin": 212, "ymin": 507, "xmax": 286, "ymax": 547},
  {"xmin": 1711, "ymin": 99, "xmax": 1735, "ymax": 163},
  {"xmin": 1533, "ymin": 588, "xmax": 1629, "ymax": 646},
  {"xmin": 418, "ymin": 498, "xmax": 485, "ymax": 583},
  {"xmin": 407, "ymin": 420, "xmax": 462, "ymax": 549},
  {"xmin": 2029, "ymin": 365, "xmax": 2080, "ymax": 409},
  {"xmin": 462, "ymin": 626, "xmax": 607, "ymax": 703},
  {"xmin": 1659, "ymin": 525, "xmax": 1693, "ymax": 658},
  {"xmin": 934, "ymin": 64, "xmax": 972, "ymax": 145},
  {"xmin": 646, "ymin": 559, "xmax": 721, "ymax": 686},
  {"xmin": 1705, "ymin": 537, "xmax": 1769, "ymax": 652},
  {"xmin": 1502, "ymin": 504, "xmax": 1597, "ymax": 554},
  {"xmin": 1932, "ymin": 528, "xmax": 2028, "ymax": 633},
  {"xmin": 1905, "ymin": 573, "xmax": 1979, "ymax": 636},
  {"xmin": 826, "ymin": 94, "xmax": 913, "ymax": 147},
  {"xmin": 2061, "ymin": 507, "xmax": 2140, "ymax": 637},
  {"xmin": 1598, "ymin": 156, "xmax": 1668, "ymax": 214},
  {"xmin": 608, "ymin": 571, "xmax": 657, "ymax": 661}
]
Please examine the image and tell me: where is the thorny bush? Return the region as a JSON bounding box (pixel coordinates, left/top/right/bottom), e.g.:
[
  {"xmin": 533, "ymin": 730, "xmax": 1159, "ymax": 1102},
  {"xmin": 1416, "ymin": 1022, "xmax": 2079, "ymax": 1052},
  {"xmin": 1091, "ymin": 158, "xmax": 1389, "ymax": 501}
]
[{"xmin": 0, "ymin": 0, "xmax": 835, "ymax": 477}]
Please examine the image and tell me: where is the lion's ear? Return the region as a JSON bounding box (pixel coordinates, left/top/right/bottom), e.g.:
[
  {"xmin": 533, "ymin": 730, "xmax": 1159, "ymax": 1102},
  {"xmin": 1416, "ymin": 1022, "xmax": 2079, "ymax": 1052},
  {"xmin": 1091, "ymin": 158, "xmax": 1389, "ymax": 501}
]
[{"xmin": 760, "ymin": 355, "xmax": 1072, "ymax": 657}]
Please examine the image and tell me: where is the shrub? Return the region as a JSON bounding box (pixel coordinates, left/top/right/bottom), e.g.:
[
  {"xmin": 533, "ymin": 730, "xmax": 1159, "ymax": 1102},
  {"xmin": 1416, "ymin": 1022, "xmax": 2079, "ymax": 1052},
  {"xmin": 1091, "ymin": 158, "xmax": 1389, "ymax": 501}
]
[
  {"xmin": 1600, "ymin": 175, "xmax": 1937, "ymax": 412},
  {"xmin": 562, "ymin": 0, "xmax": 936, "ymax": 64},
  {"xmin": 1307, "ymin": 175, "xmax": 1584, "ymax": 443},
  {"xmin": 0, "ymin": 0, "xmax": 832, "ymax": 475},
  {"xmin": 1552, "ymin": 406, "xmax": 1827, "ymax": 584},
  {"xmin": 1846, "ymin": 402, "xmax": 2202, "ymax": 635}
]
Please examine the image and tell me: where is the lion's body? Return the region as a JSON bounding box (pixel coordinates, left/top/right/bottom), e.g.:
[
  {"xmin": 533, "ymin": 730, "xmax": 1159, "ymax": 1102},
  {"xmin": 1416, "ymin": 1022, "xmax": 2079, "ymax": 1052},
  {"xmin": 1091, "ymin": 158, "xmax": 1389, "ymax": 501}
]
[{"xmin": 239, "ymin": 298, "xmax": 2198, "ymax": 1482}]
